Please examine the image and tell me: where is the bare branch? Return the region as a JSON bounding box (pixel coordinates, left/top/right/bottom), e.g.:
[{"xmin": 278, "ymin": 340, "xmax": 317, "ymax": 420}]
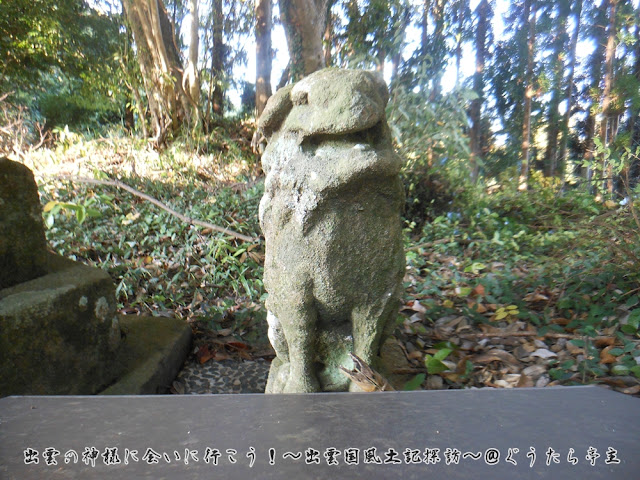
[{"xmin": 50, "ymin": 174, "xmax": 258, "ymax": 243}]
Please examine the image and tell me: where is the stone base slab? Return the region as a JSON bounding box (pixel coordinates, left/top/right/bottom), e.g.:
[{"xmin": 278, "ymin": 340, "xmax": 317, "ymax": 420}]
[
  {"xmin": 100, "ymin": 315, "xmax": 192, "ymax": 395},
  {"xmin": 0, "ymin": 254, "xmax": 122, "ymax": 396}
]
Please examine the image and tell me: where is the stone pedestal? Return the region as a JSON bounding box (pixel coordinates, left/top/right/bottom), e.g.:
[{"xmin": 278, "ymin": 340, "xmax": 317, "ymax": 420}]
[{"xmin": 0, "ymin": 254, "xmax": 123, "ymax": 395}]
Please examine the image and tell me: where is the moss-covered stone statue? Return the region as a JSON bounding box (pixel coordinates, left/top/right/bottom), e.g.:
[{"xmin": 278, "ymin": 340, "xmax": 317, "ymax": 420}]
[{"xmin": 257, "ymin": 68, "xmax": 405, "ymax": 393}]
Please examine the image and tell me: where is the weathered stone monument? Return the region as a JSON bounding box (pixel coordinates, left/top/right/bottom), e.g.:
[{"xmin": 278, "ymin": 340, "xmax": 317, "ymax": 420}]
[
  {"xmin": 0, "ymin": 157, "xmax": 123, "ymax": 395},
  {"xmin": 258, "ymin": 68, "xmax": 405, "ymax": 393},
  {"xmin": 0, "ymin": 159, "xmax": 49, "ymax": 289},
  {"xmin": 0, "ymin": 157, "xmax": 191, "ymax": 396}
]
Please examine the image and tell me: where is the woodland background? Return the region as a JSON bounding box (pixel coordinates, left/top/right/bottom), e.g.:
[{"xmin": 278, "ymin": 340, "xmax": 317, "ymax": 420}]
[{"xmin": 1, "ymin": 0, "xmax": 640, "ymax": 393}]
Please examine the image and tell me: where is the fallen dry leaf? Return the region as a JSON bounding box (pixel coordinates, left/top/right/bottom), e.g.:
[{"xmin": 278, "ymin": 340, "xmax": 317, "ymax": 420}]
[
  {"xmin": 517, "ymin": 374, "xmax": 535, "ymax": 388},
  {"xmin": 599, "ymin": 345, "xmax": 617, "ymax": 364},
  {"xmin": 171, "ymin": 380, "xmax": 185, "ymax": 394},
  {"xmin": 523, "ymin": 292, "xmax": 549, "ymax": 303},
  {"xmin": 522, "ymin": 364, "xmax": 547, "ymax": 379},
  {"xmin": 621, "ymin": 385, "xmax": 640, "ymax": 395},
  {"xmin": 197, "ymin": 345, "xmax": 215, "ymax": 364},
  {"xmin": 213, "ymin": 351, "xmax": 231, "ymax": 361},
  {"xmin": 594, "ymin": 336, "xmax": 616, "ymax": 348},
  {"xmin": 530, "ymin": 348, "xmax": 557, "ymax": 359},
  {"xmin": 227, "ymin": 341, "xmax": 250, "ymax": 350},
  {"xmin": 566, "ymin": 341, "xmax": 584, "ymax": 355},
  {"xmin": 407, "ymin": 350, "xmax": 423, "ymax": 361},
  {"xmin": 410, "ymin": 300, "xmax": 428, "ymax": 314},
  {"xmin": 472, "ymin": 284, "xmax": 486, "ymax": 297},
  {"xmin": 473, "ymin": 349, "xmax": 518, "ymax": 365},
  {"xmin": 467, "ymin": 300, "xmax": 488, "ymax": 313}
]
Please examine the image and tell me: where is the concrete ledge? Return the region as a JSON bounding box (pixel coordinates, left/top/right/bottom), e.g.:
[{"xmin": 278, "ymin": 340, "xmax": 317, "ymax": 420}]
[
  {"xmin": 0, "ymin": 387, "xmax": 638, "ymax": 479},
  {"xmin": 100, "ymin": 315, "xmax": 192, "ymax": 395}
]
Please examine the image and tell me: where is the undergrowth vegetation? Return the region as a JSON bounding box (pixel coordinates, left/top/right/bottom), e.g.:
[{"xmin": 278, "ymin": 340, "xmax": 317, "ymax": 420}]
[
  {"xmin": 403, "ymin": 176, "xmax": 640, "ymax": 390},
  {"xmin": 19, "ymin": 126, "xmax": 640, "ymax": 394}
]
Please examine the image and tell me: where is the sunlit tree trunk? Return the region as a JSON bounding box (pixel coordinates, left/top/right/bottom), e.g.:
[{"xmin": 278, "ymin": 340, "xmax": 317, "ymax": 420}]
[
  {"xmin": 279, "ymin": 0, "xmax": 330, "ymax": 81},
  {"xmin": 600, "ymin": 0, "xmax": 618, "ymax": 196},
  {"xmin": 428, "ymin": 0, "xmax": 445, "ymax": 100},
  {"xmin": 544, "ymin": 0, "xmax": 570, "ymax": 178},
  {"xmin": 626, "ymin": 6, "xmax": 640, "ymax": 187},
  {"xmin": 210, "ymin": 0, "xmax": 224, "ymax": 116},
  {"xmin": 376, "ymin": 48, "xmax": 385, "ymax": 75},
  {"xmin": 255, "ymin": 0, "xmax": 272, "ymax": 117},
  {"xmin": 184, "ymin": 0, "xmax": 200, "ymax": 121},
  {"xmin": 122, "ymin": 0, "xmax": 190, "ymax": 144},
  {"xmin": 469, "ymin": 0, "xmax": 490, "ymax": 184},
  {"xmin": 519, "ymin": 0, "xmax": 536, "ymax": 191},
  {"xmin": 558, "ymin": 0, "xmax": 582, "ymax": 177},
  {"xmin": 390, "ymin": 52, "xmax": 401, "ymax": 85},
  {"xmin": 627, "ymin": 14, "xmax": 640, "ymax": 149},
  {"xmin": 323, "ymin": 7, "xmax": 333, "ymax": 67},
  {"xmin": 421, "ymin": 0, "xmax": 429, "ymax": 56},
  {"xmin": 454, "ymin": 11, "xmax": 463, "ymax": 87},
  {"xmin": 583, "ymin": 3, "xmax": 607, "ymax": 187}
]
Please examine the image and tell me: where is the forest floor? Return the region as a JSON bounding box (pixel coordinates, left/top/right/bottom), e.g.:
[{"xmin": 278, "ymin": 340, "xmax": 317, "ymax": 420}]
[{"xmin": 20, "ymin": 130, "xmax": 640, "ymax": 397}]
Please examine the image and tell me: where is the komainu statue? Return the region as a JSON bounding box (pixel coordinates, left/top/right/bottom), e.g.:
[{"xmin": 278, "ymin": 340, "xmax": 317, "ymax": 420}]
[{"xmin": 258, "ymin": 68, "xmax": 405, "ymax": 393}]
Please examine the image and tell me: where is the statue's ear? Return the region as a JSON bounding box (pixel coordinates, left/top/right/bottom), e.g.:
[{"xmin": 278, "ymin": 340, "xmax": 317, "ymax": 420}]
[{"xmin": 258, "ymin": 84, "xmax": 295, "ymax": 139}]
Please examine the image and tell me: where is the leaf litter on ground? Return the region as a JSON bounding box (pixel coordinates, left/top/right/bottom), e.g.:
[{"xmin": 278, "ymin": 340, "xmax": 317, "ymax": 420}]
[{"xmin": 19, "ymin": 134, "xmax": 640, "ymax": 396}]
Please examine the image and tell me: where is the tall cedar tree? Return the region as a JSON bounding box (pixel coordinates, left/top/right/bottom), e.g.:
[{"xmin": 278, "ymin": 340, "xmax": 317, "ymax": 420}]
[
  {"xmin": 469, "ymin": 0, "xmax": 491, "ymax": 183},
  {"xmin": 184, "ymin": 0, "xmax": 200, "ymax": 121},
  {"xmin": 582, "ymin": 2, "xmax": 608, "ymax": 184},
  {"xmin": 544, "ymin": 0, "xmax": 571, "ymax": 177},
  {"xmin": 255, "ymin": 0, "xmax": 272, "ymax": 116},
  {"xmin": 210, "ymin": 0, "xmax": 224, "ymax": 115},
  {"xmin": 600, "ymin": 0, "xmax": 619, "ymax": 194},
  {"xmin": 557, "ymin": 0, "xmax": 583, "ymax": 175},
  {"xmin": 519, "ymin": 0, "xmax": 537, "ymax": 191}
]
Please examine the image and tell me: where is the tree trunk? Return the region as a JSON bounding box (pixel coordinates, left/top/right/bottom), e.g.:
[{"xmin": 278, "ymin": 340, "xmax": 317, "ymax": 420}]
[
  {"xmin": 122, "ymin": 0, "xmax": 190, "ymax": 145},
  {"xmin": 469, "ymin": 0, "xmax": 490, "ymax": 183},
  {"xmin": 255, "ymin": 0, "xmax": 272, "ymax": 117},
  {"xmin": 421, "ymin": 0, "xmax": 429, "ymax": 56},
  {"xmin": 390, "ymin": 52, "xmax": 401, "ymax": 85},
  {"xmin": 557, "ymin": 0, "xmax": 583, "ymax": 177},
  {"xmin": 428, "ymin": 0, "xmax": 445, "ymax": 100},
  {"xmin": 211, "ymin": 0, "xmax": 225, "ymax": 116},
  {"xmin": 583, "ymin": 3, "xmax": 607, "ymax": 186},
  {"xmin": 323, "ymin": 6, "xmax": 333, "ymax": 67},
  {"xmin": 184, "ymin": 0, "xmax": 200, "ymax": 120},
  {"xmin": 544, "ymin": 1, "xmax": 570, "ymax": 178},
  {"xmin": 600, "ymin": 0, "xmax": 617, "ymax": 196},
  {"xmin": 626, "ymin": 7, "xmax": 640, "ymax": 188},
  {"xmin": 376, "ymin": 48, "xmax": 386, "ymax": 75},
  {"xmin": 628, "ymin": 25, "xmax": 640, "ymax": 147},
  {"xmin": 519, "ymin": 0, "xmax": 536, "ymax": 191},
  {"xmin": 454, "ymin": 32, "xmax": 462, "ymax": 87},
  {"xmin": 279, "ymin": 0, "xmax": 330, "ymax": 81}
]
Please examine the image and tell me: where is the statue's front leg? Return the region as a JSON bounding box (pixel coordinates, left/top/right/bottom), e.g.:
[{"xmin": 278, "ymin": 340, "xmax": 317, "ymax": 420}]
[
  {"xmin": 349, "ymin": 290, "xmax": 401, "ymax": 392},
  {"xmin": 280, "ymin": 294, "xmax": 321, "ymax": 393}
]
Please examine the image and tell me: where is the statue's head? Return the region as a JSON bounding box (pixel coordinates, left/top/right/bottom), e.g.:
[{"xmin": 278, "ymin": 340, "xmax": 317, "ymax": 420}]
[{"xmin": 258, "ymin": 68, "xmax": 389, "ymax": 143}]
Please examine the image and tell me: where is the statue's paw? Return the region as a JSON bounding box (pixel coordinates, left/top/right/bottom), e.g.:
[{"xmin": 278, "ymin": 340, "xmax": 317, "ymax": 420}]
[{"xmin": 283, "ymin": 373, "xmax": 321, "ymax": 393}]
